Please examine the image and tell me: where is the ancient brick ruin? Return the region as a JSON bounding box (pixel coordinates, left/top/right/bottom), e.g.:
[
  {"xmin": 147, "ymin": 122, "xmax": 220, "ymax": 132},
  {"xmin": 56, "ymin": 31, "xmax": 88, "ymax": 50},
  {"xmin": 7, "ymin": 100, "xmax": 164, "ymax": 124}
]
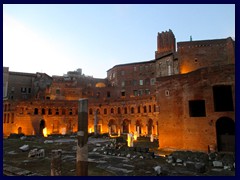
[{"xmin": 3, "ymin": 29, "xmax": 235, "ymax": 152}]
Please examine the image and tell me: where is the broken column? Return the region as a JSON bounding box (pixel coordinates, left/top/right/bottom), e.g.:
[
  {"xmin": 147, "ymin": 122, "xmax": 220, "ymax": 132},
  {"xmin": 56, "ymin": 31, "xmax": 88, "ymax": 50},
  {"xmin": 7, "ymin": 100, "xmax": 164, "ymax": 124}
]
[
  {"xmin": 76, "ymin": 98, "xmax": 88, "ymax": 176},
  {"xmin": 150, "ymin": 134, "xmax": 154, "ymax": 142},
  {"xmin": 51, "ymin": 149, "xmax": 62, "ymax": 176}
]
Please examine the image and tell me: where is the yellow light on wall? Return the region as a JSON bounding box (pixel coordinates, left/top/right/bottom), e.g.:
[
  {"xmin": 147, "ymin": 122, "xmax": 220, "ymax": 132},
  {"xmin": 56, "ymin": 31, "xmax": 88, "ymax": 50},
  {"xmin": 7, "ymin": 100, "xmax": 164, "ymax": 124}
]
[
  {"xmin": 43, "ymin": 127, "xmax": 48, "ymax": 137},
  {"xmin": 133, "ymin": 132, "xmax": 138, "ymax": 141}
]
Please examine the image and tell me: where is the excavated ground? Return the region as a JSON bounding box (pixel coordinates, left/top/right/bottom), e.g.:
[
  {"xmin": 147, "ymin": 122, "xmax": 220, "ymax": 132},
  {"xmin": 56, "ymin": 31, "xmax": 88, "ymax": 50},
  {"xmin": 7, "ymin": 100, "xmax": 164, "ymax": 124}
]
[{"xmin": 3, "ymin": 134, "xmax": 235, "ymax": 176}]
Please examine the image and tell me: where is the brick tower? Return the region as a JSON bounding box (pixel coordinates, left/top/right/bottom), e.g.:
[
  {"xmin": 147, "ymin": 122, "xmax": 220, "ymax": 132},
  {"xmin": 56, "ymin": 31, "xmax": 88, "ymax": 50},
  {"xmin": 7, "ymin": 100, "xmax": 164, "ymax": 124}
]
[{"xmin": 155, "ymin": 29, "xmax": 176, "ymax": 59}]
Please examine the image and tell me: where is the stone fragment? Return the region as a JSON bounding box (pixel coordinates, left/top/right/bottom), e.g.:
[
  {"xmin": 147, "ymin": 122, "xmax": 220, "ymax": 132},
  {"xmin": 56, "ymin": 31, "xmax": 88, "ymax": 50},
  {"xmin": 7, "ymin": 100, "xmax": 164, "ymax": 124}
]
[
  {"xmin": 153, "ymin": 166, "xmax": 162, "ymax": 175},
  {"xmin": 19, "ymin": 144, "xmax": 29, "ymax": 152},
  {"xmin": 20, "ymin": 136, "xmax": 27, "ymax": 140},
  {"xmin": 44, "ymin": 140, "xmax": 54, "ymax": 144},
  {"xmin": 195, "ymin": 162, "xmax": 206, "ymax": 173},
  {"xmin": 213, "ymin": 160, "xmax": 223, "ymax": 167}
]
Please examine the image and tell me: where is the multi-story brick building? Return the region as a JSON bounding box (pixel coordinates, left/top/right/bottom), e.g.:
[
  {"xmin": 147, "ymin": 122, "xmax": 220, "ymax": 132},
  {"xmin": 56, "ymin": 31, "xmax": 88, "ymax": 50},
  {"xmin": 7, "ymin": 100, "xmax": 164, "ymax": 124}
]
[{"xmin": 3, "ymin": 29, "xmax": 235, "ymax": 152}]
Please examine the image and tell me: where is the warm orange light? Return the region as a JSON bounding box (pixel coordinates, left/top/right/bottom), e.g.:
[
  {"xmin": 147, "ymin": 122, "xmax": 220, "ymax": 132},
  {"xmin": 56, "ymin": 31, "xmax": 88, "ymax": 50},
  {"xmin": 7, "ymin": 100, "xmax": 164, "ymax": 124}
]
[
  {"xmin": 109, "ymin": 134, "xmax": 118, "ymax": 138},
  {"xmin": 181, "ymin": 65, "xmax": 191, "ymax": 74},
  {"xmin": 61, "ymin": 127, "xmax": 66, "ymax": 135},
  {"xmin": 133, "ymin": 132, "xmax": 138, "ymax": 140},
  {"xmin": 43, "ymin": 127, "xmax": 48, "ymax": 137},
  {"xmin": 89, "ymin": 128, "xmax": 92, "ymax": 133},
  {"xmin": 118, "ymin": 129, "xmax": 120, "ymax": 137}
]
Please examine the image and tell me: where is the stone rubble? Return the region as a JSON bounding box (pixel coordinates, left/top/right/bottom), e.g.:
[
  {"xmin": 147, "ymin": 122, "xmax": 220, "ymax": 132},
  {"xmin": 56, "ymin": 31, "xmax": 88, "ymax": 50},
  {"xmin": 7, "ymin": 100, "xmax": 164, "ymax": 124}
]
[{"xmin": 19, "ymin": 144, "xmax": 29, "ymax": 152}]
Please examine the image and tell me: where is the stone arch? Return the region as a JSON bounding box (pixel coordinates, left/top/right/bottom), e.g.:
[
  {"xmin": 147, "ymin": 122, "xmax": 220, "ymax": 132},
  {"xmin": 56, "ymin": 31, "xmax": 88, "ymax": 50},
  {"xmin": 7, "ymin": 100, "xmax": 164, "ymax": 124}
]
[
  {"xmin": 131, "ymin": 107, "xmax": 134, "ymax": 114},
  {"xmin": 117, "ymin": 107, "xmax": 121, "ymax": 114},
  {"xmin": 135, "ymin": 120, "xmax": 142, "ymax": 135},
  {"xmin": 108, "ymin": 119, "xmax": 117, "ymax": 135},
  {"xmin": 52, "ymin": 120, "xmax": 60, "ymax": 134},
  {"xmin": 39, "ymin": 119, "xmax": 46, "ymax": 136},
  {"xmin": 34, "ymin": 108, "xmax": 38, "ymax": 115},
  {"xmin": 42, "ymin": 108, "xmax": 45, "ymax": 115},
  {"xmin": 216, "ymin": 117, "xmax": 235, "ymax": 152},
  {"xmin": 18, "ymin": 127, "xmax": 22, "ymax": 134},
  {"xmin": 122, "ymin": 119, "xmax": 130, "ymax": 134},
  {"xmin": 143, "ymin": 105, "xmax": 147, "ymax": 113},
  {"xmin": 67, "ymin": 119, "xmax": 73, "ymax": 134},
  {"xmin": 110, "ymin": 108, "xmax": 114, "ymax": 114},
  {"xmin": 147, "ymin": 119, "xmax": 153, "ymax": 135}
]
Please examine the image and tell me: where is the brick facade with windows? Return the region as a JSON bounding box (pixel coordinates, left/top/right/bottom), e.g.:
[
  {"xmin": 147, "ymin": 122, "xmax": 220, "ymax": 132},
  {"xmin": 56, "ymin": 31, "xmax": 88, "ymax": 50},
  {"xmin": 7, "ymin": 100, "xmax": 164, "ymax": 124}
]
[{"xmin": 3, "ymin": 29, "xmax": 235, "ymax": 152}]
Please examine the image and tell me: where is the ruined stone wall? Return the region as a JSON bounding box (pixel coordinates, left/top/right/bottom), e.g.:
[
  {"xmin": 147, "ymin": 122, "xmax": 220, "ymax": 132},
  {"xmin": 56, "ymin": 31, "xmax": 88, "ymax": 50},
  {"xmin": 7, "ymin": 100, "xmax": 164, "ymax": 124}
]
[
  {"xmin": 3, "ymin": 100, "xmax": 79, "ymax": 136},
  {"xmin": 156, "ymin": 64, "xmax": 235, "ymax": 152},
  {"xmin": 177, "ymin": 38, "xmax": 235, "ymax": 74},
  {"xmin": 88, "ymin": 97, "xmax": 159, "ymax": 135},
  {"xmin": 3, "ymin": 96, "xmax": 159, "ymax": 137}
]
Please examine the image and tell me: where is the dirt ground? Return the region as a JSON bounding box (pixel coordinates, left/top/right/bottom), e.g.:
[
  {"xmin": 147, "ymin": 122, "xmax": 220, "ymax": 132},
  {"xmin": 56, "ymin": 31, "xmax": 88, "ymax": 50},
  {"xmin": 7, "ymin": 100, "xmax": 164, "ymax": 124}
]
[{"xmin": 3, "ymin": 135, "xmax": 235, "ymax": 176}]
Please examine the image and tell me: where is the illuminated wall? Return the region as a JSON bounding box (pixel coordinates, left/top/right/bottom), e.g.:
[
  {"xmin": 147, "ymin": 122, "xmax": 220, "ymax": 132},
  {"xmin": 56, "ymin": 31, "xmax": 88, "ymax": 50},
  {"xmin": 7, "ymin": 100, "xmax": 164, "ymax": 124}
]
[
  {"xmin": 178, "ymin": 37, "xmax": 235, "ymax": 74},
  {"xmin": 156, "ymin": 64, "xmax": 235, "ymax": 152}
]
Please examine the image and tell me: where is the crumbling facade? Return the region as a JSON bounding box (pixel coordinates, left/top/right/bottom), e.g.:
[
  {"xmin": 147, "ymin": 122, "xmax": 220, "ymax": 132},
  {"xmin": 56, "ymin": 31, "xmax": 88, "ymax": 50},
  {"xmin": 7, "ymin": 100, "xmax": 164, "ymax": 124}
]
[{"xmin": 3, "ymin": 29, "xmax": 235, "ymax": 152}]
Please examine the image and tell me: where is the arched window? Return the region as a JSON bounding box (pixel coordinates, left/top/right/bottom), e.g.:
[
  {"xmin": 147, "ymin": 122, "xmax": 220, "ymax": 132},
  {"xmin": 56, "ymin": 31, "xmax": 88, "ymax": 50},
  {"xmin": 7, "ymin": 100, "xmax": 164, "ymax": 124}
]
[
  {"xmin": 149, "ymin": 105, "xmax": 152, "ymax": 112},
  {"xmin": 124, "ymin": 107, "xmax": 127, "ymax": 114},
  {"xmin": 131, "ymin": 107, "xmax": 134, "ymax": 114},
  {"xmin": 34, "ymin": 108, "xmax": 38, "ymax": 115},
  {"xmin": 4, "ymin": 114, "xmax": 6, "ymax": 123},
  {"xmin": 138, "ymin": 106, "xmax": 141, "ymax": 113},
  {"xmin": 104, "ymin": 108, "xmax": 107, "ymax": 114},
  {"xmin": 111, "ymin": 108, "xmax": 114, "ymax": 114},
  {"xmin": 118, "ymin": 107, "xmax": 121, "ymax": 114},
  {"xmin": 143, "ymin": 106, "xmax": 147, "ymax": 113},
  {"xmin": 97, "ymin": 108, "xmax": 100, "ymax": 114},
  {"xmin": 11, "ymin": 113, "xmax": 14, "ymax": 123},
  {"xmin": 7, "ymin": 114, "xmax": 9, "ymax": 123},
  {"xmin": 56, "ymin": 108, "xmax": 59, "ymax": 115},
  {"xmin": 89, "ymin": 108, "xmax": 93, "ymax": 115},
  {"xmin": 42, "ymin": 108, "xmax": 45, "ymax": 115}
]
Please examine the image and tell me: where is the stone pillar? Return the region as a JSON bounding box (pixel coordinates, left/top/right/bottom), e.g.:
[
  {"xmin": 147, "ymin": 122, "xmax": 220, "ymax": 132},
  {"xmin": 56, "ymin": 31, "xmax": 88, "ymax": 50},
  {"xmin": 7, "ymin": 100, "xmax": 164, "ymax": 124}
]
[
  {"xmin": 94, "ymin": 110, "xmax": 98, "ymax": 135},
  {"xmin": 137, "ymin": 126, "xmax": 140, "ymax": 137},
  {"xmin": 76, "ymin": 99, "xmax": 88, "ymax": 176},
  {"xmin": 118, "ymin": 129, "xmax": 121, "ymax": 136},
  {"xmin": 127, "ymin": 133, "xmax": 133, "ymax": 147},
  {"xmin": 51, "ymin": 149, "xmax": 62, "ymax": 176},
  {"xmin": 156, "ymin": 123, "xmax": 158, "ymax": 135}
]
